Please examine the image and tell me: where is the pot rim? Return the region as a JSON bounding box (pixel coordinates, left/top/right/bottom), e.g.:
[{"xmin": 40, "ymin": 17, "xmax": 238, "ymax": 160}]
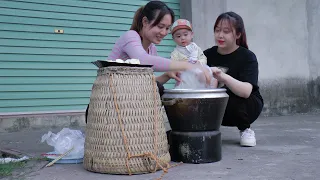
[{"xmin": 164, "ymin": 88, "xmax": 227, "ymax": 93}]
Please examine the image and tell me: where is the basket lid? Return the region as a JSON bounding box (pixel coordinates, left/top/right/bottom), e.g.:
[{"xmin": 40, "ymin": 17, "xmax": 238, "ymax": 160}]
[{"xmin": 92, "ymin": 60, "xmax": 153, "ymax": 68}]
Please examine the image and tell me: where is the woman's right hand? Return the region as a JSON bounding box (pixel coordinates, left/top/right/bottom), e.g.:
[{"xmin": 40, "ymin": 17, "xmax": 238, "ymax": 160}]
[
  {"xmin": 169, "ymin": 60, "xmax": 212, "ymax": 85},
  {"xmin": 166, "ymin": 71, "xmax": 181, "ymax": 82},
  {"xmin": 192, "ymin": 64, "xmax": 213, "ymax": 85}
]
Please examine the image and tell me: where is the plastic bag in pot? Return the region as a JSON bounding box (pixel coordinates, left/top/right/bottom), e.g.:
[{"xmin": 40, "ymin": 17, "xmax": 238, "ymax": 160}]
[{"xmin": 175, "ymin": 65, "xmax": 217, "ymax": 89}]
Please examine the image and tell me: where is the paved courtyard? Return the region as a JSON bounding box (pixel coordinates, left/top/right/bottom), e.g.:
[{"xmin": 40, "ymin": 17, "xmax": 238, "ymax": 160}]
[{"xmin": 1, "ymin": 114, "xmax": 319, "ymax": 180}]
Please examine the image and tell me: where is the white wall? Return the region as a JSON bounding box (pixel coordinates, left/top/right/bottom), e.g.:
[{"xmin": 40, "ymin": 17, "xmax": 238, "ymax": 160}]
[
  {"xmin": 227, "ymin": 0, "xmax": 310, "ymax": 79},
  {"xmin": 181, "ymin": 0, "xmax": 320, "ymax": 116}
]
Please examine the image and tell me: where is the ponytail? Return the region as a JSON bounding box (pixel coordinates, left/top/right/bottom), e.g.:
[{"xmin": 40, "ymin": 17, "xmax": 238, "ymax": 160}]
[
  {"xmin": 130, "ymin": 6, "xmax": 144, "ymax": 32},
  {"xmin": 236, "ymin": 29, "xmax": 248, "ymax": 49}
]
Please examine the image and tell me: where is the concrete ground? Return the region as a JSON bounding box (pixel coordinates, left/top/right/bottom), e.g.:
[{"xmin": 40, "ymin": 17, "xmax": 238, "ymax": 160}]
[{"xmin": 0, "ymin": 114, "xmax": 319, "ymax": 180}]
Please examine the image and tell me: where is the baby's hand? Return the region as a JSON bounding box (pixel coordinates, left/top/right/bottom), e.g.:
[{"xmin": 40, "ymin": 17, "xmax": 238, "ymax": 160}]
[{"xmin": 188, "ymin": 59, "xmax": 198, "ymax": 64}]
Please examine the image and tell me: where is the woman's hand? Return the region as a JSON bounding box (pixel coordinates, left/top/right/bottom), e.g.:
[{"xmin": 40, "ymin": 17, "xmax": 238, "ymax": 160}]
[
  {"xmin": 166, "ymin": 71, "xmax": 181, "ymax": 82},
  {"xmin": 196, "ymin": 64, "xmax": 213, "ymax": 85},
  {"xmin": 211, "ymin": 67, "xmax": 227, "ymax": 83},
  {"xmin": 210, "ymin": 67, "xmax": 253, "ymax": 98},
  {"xmin": 168, "ymin": 60, "xmax": 213, "ymax": 85}
]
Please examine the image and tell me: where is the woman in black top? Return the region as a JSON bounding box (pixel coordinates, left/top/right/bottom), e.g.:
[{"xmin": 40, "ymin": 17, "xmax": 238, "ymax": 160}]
[{"xmin": 205, "ymin": 12, "xmax": 264, "ymax": 147}]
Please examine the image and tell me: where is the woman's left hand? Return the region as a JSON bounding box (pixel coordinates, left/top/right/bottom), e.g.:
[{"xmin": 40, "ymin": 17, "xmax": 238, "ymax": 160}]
[{"xmin": 211, "ymin": 66, "xmax": 252, "ymax": 98}]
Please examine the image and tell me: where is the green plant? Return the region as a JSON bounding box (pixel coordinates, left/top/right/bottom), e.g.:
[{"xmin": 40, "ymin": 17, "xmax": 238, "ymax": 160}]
[{"xmin": 0, "ymin": 161, "xmax": 26, "ymax": 177}]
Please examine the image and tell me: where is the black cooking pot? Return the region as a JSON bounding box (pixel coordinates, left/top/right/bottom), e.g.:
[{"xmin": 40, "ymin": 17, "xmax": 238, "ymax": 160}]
[{"xmin": 162, "ymin": 89, "xmax": 229, "ymax": 132}]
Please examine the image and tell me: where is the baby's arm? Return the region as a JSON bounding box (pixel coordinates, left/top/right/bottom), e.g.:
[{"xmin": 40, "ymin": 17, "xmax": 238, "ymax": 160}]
[
  {"xmin": 170, "ymin": 50, "xmax": 179, "ymax": 61},
  {"xmin": 171, "ymin": 49, "xmax": 188, "ymax": 62},
  {"xmin": 197, "ymin": 46, "xmax": 207, "ymax": 65}
]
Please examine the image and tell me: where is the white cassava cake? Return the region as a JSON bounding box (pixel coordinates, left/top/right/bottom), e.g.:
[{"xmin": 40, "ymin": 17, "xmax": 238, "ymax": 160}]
[{"xmin": 107, "ymin": 59, "xmax": 140, "ymax": 65}]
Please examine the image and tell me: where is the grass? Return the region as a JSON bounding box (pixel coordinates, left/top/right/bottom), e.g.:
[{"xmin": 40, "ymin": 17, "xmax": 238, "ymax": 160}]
[
  {"xmin": 0, "ymin": 152, "xmax": 48, "ymax": 179},
  {"xmin": 0, "ymin": 161, "xmax": 26, "ymax": 177}
]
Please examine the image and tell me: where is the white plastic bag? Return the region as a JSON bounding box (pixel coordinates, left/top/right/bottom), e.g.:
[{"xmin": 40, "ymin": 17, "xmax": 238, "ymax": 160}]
[
  {"xmin": 175, "ymin": 64, "xmax": 216, "ymax": 89},
  {"xmin": 41, "ymin": 128, "xmax": 85, "ymax": 158},
  {"xmin": 0, "ymin": 156, "xmax": 29, "ymax": 164}
]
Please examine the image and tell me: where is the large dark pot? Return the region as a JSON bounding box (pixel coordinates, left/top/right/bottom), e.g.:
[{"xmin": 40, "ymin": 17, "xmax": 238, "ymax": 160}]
[
  {"xmin": 162, "ymin": 88, "xmax": 229, "ymax": 164},
  {"xmin": 162, "ymin": 89, "xmax": 229, "ymax": 132}
]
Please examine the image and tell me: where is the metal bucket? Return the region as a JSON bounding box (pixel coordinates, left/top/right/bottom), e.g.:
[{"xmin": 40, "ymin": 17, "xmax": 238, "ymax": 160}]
[{"xmin": 162, "ymin": 88, "xmax": 229, "ymax": 132}]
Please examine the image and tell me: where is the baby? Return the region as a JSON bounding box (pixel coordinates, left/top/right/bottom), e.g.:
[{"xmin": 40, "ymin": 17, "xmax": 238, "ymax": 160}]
[
  {"xmin": 170, "ymin": 19, "xmax": 207, "ymax": 65},
  {"xmin": 170, "ymin": 19, "xmax": 217, "ymax": 88}
]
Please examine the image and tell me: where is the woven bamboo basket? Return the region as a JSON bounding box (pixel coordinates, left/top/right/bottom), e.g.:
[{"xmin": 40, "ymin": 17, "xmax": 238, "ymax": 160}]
[{"xmin": 83, "ymin": 66, "xmax": 171, "ymax": 175}]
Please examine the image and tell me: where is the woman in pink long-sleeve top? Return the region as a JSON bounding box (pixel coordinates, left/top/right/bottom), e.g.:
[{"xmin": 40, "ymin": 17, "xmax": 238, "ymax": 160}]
[
  {"xmin": 86, "ymin": 1, "xmax": 212, "ymax": 125},
  {"xmin": 107, "ymin": 1, "xmax": 212, "ymax": 85}
]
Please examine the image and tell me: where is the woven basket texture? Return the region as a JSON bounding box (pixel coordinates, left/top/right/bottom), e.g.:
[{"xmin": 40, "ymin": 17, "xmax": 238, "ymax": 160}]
[{"xmin": 83, "ymin": 66, "xmax": 170, "ymax": 174}]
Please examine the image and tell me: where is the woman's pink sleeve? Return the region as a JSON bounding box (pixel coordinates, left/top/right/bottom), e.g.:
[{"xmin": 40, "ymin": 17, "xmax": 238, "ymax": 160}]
[{"xmin": 122, "ymin": 31, "xmax": 171, "ymax": 72}]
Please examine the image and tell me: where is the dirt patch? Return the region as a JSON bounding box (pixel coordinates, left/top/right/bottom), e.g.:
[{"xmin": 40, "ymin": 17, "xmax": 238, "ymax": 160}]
[
  {"xmin": 0, "ymin": 149, "xmax": 47, "ymax": 180},
  {"xmin": 0, "ymin": 151, "xmax": 26, "ymax": 178},
  {"xmin": 0, "ymin": 161, "xmax": 26, "ymax": 178}
]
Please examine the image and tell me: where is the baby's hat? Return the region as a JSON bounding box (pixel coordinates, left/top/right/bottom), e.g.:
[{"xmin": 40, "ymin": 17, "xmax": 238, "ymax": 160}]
[{"xmin": 171, "ymin": 19, "xmax": 192, "ymax": 35}]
